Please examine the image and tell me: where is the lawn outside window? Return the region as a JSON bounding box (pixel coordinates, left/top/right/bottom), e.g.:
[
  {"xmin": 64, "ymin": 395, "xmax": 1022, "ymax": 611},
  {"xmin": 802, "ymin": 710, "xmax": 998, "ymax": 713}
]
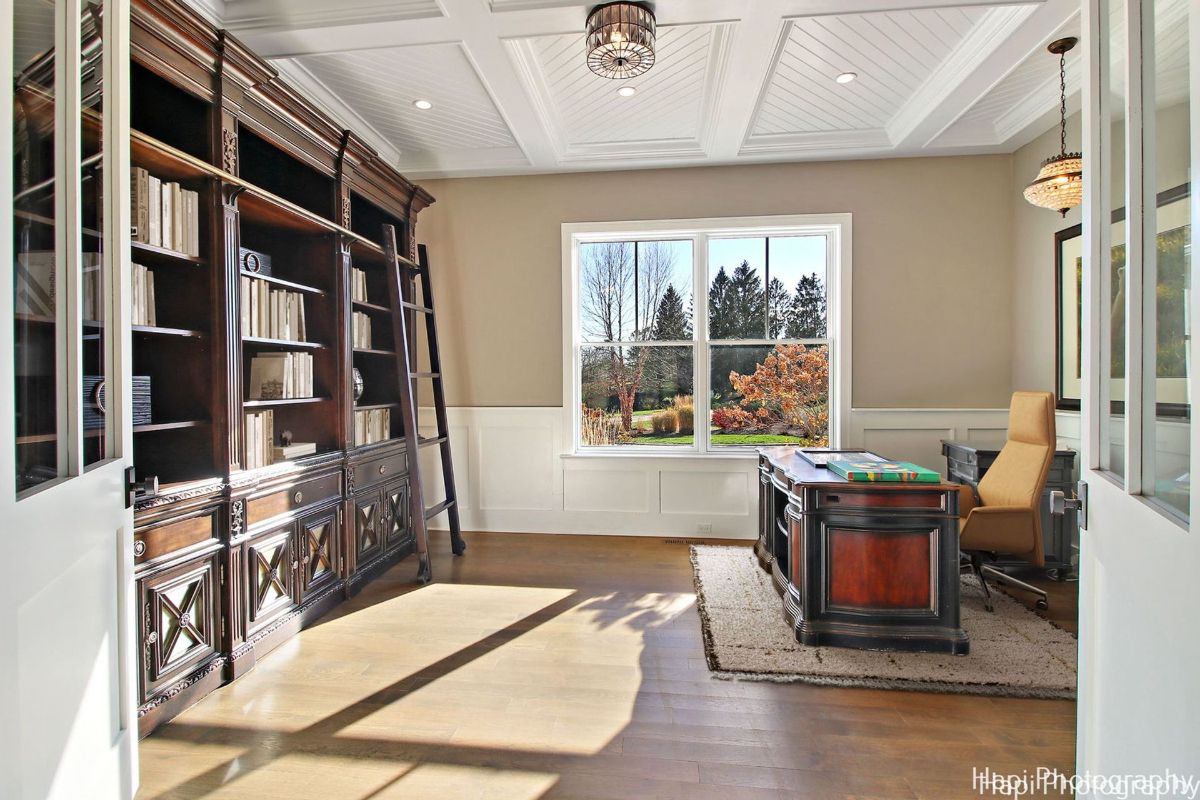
[{"xmin": 562, "ymin": 215, "xmax": 852, "ymax": 456}]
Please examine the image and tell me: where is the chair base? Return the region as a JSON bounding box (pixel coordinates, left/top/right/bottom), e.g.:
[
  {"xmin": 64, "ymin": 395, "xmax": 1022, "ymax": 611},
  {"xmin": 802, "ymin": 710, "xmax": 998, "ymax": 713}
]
[{"xmin": 961, "ymin": 554, "xmax": 1049, "ymax": 612}]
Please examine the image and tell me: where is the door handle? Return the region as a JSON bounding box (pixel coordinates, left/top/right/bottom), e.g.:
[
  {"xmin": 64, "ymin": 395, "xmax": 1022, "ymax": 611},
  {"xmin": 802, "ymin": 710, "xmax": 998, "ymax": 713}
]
[{"xmin": 1049, "ymin": 481, "xmax": 1087, "ymax": 530}]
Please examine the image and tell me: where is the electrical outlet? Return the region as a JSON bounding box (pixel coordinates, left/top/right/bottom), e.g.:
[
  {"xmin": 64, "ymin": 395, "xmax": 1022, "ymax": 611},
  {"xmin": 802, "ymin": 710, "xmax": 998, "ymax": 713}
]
[{"xmin": 697, "ymin": 523, "xmax": 713, "ymax": 534}]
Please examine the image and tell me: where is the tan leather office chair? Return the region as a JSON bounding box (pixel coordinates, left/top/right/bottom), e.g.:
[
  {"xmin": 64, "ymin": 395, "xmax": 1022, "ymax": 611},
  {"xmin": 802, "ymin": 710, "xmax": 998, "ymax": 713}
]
[{"xmin": 959, "ymin": 391, "xmax": 1055, "ymax": 612}]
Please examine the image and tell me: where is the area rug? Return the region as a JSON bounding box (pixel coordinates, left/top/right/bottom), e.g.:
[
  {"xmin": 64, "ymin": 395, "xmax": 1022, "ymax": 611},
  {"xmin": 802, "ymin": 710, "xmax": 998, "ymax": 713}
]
[{"xmin": 690, "ymin": 545, "xmax": 1077, "ymax": 699}]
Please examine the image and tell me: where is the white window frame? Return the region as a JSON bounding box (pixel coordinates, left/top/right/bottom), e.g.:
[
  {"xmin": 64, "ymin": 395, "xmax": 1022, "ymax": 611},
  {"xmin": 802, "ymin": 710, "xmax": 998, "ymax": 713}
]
[{"xmin": 562, "ymin": 213, "xmax": 852, "ymax": 457}]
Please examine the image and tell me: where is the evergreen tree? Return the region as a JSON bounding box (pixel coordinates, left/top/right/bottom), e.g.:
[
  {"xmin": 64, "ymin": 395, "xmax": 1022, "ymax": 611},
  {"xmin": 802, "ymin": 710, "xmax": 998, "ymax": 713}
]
[
  {"xmin": 728, "ymin": 261, "xmax": 766, "ymax": 338},
  {"xmin": 651, "ymin": 285, "xmax": 691, "ymax": 340},
  {"xmin": 767, "ymin": 277, "xmax": 790, "ymax": 338},
  {"xmin": 646, "ymin": 284, "xmax": 693, "ymax": 402},
  {"xmin": 786, "ymin": 273, "xmax": 827, "ymax": 339},
  {"xmin": 707, "ymin": 266, "xmax": 734, "ymax": 338}
]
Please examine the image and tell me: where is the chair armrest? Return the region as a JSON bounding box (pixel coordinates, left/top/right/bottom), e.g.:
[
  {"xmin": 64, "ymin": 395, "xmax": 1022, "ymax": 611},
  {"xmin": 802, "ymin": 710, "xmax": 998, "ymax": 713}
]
[
  {"xmin": 960, "ymin": 506, "xmax": 1038, "ymax": 558},
  {"xmin": 955, "ymin": 484, "xmax": 979, "ymax": 517}
]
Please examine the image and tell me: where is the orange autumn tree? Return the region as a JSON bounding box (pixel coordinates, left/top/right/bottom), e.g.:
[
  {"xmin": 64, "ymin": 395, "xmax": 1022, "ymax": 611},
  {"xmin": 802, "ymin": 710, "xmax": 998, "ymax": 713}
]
[{"xmin": 725, "ymin": 344, "xmax": 829, "ymax": 443}]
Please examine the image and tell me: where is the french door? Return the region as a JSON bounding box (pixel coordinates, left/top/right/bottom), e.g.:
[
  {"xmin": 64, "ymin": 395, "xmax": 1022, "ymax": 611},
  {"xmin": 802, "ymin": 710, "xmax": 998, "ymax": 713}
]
[
  {"xmin": 1, "ymin": 0, "xmax": 136, "ymax": 797},
  {"xmin": 1076, "ymin": 0, "xmax": 1198, "ymax": 780}
]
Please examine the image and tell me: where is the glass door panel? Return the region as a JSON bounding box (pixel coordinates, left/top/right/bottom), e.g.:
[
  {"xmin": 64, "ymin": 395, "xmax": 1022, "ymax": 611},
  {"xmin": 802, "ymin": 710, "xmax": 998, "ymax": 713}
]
[
  {"xmin": 1143, "ymin": 0, "xmax": 1191, "ymax": 518},
  {"xmin": 13, "ymin": 0, "xmax": 61, "ymax": 492}
]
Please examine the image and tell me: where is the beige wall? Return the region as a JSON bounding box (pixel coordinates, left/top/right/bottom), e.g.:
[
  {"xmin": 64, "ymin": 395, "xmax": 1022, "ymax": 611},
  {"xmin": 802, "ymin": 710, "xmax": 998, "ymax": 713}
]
[
  {"xmin": 1010, "ymin": 102, "xmax": 1191, "ymax": 394},
  {"xmin": 418, "ymin": 154, "xmax": 1017, "ymax": 408}
]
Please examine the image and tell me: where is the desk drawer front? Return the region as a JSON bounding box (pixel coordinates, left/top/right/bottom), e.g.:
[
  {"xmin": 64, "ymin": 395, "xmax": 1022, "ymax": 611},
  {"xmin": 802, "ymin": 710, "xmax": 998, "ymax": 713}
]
[
  {"xmin": 247, "ymin": 473, "xmax": 342, "ymax": 528},
  {"xmin": 357, "ymin": 452, "xmax": 407, "ymax": 492},
  {"xmin": 136, "ymin": 509, "xmax": 219, "ymax": 564},
  {"xmin": 816, "ymin": 489, "xmax": 946, "ymax": 511}
]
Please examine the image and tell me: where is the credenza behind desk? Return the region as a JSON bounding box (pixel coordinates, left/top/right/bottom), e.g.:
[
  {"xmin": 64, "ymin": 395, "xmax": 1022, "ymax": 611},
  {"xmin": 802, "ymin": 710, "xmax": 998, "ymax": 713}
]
[{"xmin": 756, "ymin": 447, "xmax": 969, "ymax": 655}]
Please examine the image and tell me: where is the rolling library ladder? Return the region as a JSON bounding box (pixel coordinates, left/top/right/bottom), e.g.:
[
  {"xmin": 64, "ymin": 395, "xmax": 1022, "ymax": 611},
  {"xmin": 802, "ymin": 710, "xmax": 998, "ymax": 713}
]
[{"xmin": 382, "ymin": 225, "xmax": 465, "ymax": 582}]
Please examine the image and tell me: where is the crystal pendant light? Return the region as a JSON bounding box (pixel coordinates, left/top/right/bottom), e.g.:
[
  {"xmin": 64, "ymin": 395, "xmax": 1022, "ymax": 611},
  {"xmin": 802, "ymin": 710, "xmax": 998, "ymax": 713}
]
[{"xmin": 1023, "ymin": 37, "xmax": 1083, "ymax": 217}]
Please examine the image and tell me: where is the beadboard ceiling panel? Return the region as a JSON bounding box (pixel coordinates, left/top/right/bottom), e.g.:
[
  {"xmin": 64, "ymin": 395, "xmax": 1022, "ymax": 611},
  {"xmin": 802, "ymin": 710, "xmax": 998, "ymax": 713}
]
[
  {"xmin": 750, "ymin": 8, "xmax": 989, "ymax": 137},
  {"xmin": 290, "ymin": 44, "xmax": 519, "ymax": 155},
  {"xmin": 199, "ymin": 0, "xmax": 1102, "ymax": 178},
  {"xmin": 507, "ymin": 23, "xmax": 729, "ymax": 157}
]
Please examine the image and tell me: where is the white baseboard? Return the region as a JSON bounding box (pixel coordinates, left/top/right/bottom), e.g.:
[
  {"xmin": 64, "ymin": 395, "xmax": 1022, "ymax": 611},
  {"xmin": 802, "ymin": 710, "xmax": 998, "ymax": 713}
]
[{"xmin": 416, "ymin": 406, "xmax": 1018, "ymax": 539}]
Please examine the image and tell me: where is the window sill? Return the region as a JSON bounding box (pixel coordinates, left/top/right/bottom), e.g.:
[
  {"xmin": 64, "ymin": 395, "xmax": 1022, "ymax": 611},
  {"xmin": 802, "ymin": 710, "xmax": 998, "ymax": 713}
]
[{"xmin": 561, "ymin": 450, "xmax": 759, "ymax": 461}]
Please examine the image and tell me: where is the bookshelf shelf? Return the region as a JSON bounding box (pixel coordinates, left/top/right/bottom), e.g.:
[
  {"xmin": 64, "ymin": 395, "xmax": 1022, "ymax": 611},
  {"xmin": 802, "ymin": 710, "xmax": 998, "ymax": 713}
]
[
  {"xmin": 242, "ymin": 336, "xmax": 325, "ymax": 350},
  {"xmin": 132, "ymin": 324, "xmax": 206, "ymax": 339},
  {"xmin": 243, "ymin": 397, "xmax": 329, "ymax": 408},
  {"xmin": 132, "ymin": 240, "xmax": 206, "ymax": 266},
  {"xmin": 134, "ymin": 420, "xmax": 209, "ymax": 434},
  {"xmin": 352, "ymin": 300, "xmax": 391, "ymax": 315},
  {"xmin": 239, "ymin": 271, "xmax": 325, "ymax": 297},
  {"xmin": 353, "ymin": 402, "xmax": 398, "ymax": 411},
  {"xmin": 354, "ymin": 348, "xmax": 396, "ymax": 357}
]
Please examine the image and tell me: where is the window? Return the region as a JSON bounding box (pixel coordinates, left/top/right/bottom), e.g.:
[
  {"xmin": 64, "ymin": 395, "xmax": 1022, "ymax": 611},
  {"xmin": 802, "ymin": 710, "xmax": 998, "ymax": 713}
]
[{"xmin": 564, "ymin": 215, "xmax": 850, "ymax": 454}]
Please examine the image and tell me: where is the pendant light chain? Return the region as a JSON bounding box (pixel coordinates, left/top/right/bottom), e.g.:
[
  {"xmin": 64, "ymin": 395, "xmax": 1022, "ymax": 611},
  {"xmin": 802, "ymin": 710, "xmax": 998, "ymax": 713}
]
[{"xmin": 1059, "ymin": 49, "xmax": 1068, "ymax": 157}]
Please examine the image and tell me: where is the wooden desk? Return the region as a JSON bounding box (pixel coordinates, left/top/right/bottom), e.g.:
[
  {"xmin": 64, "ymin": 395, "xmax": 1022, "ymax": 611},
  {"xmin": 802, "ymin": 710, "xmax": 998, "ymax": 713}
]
[{"xmin": 757, "ymin": 447, "xmax": 969, "ymax": 655}]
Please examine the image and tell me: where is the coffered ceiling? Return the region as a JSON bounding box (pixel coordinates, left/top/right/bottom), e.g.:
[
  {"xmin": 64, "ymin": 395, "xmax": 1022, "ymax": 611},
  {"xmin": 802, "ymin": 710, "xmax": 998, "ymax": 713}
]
[{"xmin": 185, "ymin": 0, "xmax": 1094, "ymax": 178}]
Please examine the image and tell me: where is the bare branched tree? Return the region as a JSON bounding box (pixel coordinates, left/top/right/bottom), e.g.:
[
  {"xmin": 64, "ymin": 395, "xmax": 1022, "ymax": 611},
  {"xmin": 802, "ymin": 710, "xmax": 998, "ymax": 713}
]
[{"xmin": 580, "ymin": 241, "xmax": 677, "ymax": 431}]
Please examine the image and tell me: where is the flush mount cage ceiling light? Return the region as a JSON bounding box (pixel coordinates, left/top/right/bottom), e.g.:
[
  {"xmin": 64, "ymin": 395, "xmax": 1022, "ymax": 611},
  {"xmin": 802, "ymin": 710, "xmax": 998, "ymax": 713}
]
[
  {"xmin": 586, "ymin": 2, "xmax": 656, "ymax": 80},
  {"xmin": 1023, "ymin": 37, "xmax": 1083, "ymax": 217}
]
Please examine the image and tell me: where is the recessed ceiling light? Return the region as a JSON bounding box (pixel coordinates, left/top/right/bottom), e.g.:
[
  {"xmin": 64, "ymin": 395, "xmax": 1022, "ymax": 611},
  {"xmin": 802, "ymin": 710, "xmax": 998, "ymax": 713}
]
[
  {"xmin": 617, "ymin": 86, "xmax": 637, "ymax": 97},
  {"xmin": 413, "ymin": 99, "xmax": 433, "ymax": 110},
  {"xmin": 836, "ymin": 72, "xmax": 857, "ymax": 84}
]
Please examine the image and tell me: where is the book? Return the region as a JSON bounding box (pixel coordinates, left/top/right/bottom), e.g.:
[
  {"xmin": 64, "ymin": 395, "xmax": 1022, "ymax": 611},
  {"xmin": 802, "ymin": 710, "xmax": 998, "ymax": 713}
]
[
  {"xmin": 352, "ymin": 311, "xmax": 372, "ymax": 349},
  {"xmin": 248, "ymin": 352, "xmax": 313, "ymax": 399},
  {"xmin": 245, "ymin": 409, "xmax": 274, "ymax": 470},
  {"xmin": 240, "ymin": 276, "xmax": 308, "ymax": 342},
  {"xmin": 351, "ymin": 267, "xmax": 369, "ymax": 303},
  {"xmin": 826, "ymin": 460, "xmax": 942, "ymax": 483},
  {"xmin": 147, "ymin": 175, "xmax": 162, "ymax": 246},
  {"xmin": 353, "ymin": 408, "xmax": 391, "ymax": 446},
  {"xmin": 272, "ymin": 442, "xmax": 317, "ymax": 462}
]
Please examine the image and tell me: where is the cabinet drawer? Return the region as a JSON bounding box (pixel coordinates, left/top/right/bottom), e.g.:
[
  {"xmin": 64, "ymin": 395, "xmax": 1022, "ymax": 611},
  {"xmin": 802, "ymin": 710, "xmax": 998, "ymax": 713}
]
[
  {"xmin": 357, "ymin": 451, "xmax": 406, "ymax": 492},
  {"xmin": 136, "ymin": 508, "xmax": 219, "ymax": 565},
  {"xmin": 247, "ymin": 472, "xmax": 342, "ymax": 528}
]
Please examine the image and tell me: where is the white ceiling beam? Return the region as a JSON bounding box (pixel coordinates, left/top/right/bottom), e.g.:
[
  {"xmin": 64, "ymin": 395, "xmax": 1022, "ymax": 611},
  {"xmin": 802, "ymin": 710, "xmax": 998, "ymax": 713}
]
[
  {"xmin": 434, "ymin": 0, "xmax": 561, "ymax": 171},
  {"xmin": 889, "ymin": 0, "xmax": 1079, "ymax": 150},
  {"xmin": 704, "ymin": 0, "xmax": 790, "ymax": 160}
]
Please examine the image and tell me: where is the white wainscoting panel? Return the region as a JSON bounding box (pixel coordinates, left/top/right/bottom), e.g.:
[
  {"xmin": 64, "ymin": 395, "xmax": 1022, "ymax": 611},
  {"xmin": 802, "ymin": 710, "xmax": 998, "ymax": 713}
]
[
  {"xmin": 660, "ymin": 470, "xmax": 750, "ymax": 516},
  {"xmin": 417, "ymin": 406, "xmax": 1019, "ymax": 539}
]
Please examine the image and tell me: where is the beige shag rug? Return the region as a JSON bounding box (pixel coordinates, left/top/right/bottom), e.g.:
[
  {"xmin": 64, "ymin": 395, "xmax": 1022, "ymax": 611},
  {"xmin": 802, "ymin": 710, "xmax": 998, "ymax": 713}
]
[{"xmin": 691, "ymin": 545, "xmax": 1077, "ymax": 699}]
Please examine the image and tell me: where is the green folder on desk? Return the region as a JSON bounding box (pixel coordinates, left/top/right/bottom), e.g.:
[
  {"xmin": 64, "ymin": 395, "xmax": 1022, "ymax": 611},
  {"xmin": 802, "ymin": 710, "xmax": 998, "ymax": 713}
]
[{"xmin": 827, "ymin": 459, "xmax": 941, "ymax": 483}]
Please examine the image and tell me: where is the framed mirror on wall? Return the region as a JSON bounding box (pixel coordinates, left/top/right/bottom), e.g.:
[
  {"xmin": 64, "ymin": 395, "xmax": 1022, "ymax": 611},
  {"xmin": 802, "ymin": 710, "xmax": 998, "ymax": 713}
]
[{"xmin": 1056, "ymin": 182, "xmax": 1191, "ymax": 417}]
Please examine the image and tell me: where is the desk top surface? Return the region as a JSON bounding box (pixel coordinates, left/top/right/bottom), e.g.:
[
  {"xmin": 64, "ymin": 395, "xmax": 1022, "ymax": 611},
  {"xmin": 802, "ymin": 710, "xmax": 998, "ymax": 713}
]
[{"xmin": 758, "ymin": 446, "xmax": 959, "ymax": 491}]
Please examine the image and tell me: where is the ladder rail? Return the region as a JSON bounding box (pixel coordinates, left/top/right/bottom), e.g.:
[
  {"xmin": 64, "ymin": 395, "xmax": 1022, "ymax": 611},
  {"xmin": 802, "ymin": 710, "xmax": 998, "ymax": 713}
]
[
  {"xmin": 382, "ymin": 225, "xmax": 433, "ymax": 583},
  {"xmin": 417, "ymin": 244, "xmax": 464, "ymax": 554},
  {"xmin": 380, "ymin": 227, "xmax": 466, "ymax": 584}
]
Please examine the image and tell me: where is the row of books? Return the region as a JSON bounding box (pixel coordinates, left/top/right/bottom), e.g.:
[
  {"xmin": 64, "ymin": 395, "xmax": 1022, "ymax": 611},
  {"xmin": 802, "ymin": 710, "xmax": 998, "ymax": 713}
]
[
  {"xmin": 132, "ymin": 264, "xmax": 157, "ymax": 326},
  {"xmin": 15, "ymin": 252, "xmax": 101, "ymax": 318},
  {"xmin": 248, "ymin": 352, "xmax": 314, "ymax": 400},
  {"xmin": 353, "ymin": 408, "xmax": 391, "ymax": 447},
  {"xmin": 351, "ymin": 312, "xmax": 373, "ymax": 349},
  {"xmin": 240, "ymin": 276, "xmax": 307, "ymax": 341},
  {"xmin": 131, "ymin": 167, "xmax": 201, "ymax": 257},
  {"xmin": 351, "ymin": 267, "xmax": 370, "ymax": 304},
  {"xmin": 244, "ymin": 410, "xmax": 274, "ymax": 470}
]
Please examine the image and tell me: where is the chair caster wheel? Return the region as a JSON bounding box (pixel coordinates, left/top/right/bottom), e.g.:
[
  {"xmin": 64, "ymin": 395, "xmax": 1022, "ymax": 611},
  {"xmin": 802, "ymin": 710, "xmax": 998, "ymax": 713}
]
[{"xmin": 1035, "ymin": 598, "xmax": 1049, "ymax": 611}]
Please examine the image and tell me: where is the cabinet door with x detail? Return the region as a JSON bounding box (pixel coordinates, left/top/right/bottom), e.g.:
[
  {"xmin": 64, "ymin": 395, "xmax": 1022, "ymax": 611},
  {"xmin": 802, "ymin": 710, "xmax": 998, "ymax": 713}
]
[
  {"xmin": 246, "ymin": 524, "xmax": 297, "ymax": 635},
  {"xmin": 139, "ymin": 552, "xmax": 221, "ymax": 698},
  {"xmin": 298, "ymin": 504, "xmax": 340, "ymax": 601}
]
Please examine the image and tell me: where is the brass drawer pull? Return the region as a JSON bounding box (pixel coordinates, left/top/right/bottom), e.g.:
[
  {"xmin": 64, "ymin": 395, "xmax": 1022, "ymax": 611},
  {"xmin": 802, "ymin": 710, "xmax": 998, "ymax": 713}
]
[
  {"xmin": 378, "ymin": 464, "xmax": 387, "ymax": 475},
  {"xmin": 293, "ymin": 491, "xmax": 303, "ymax": 504}
]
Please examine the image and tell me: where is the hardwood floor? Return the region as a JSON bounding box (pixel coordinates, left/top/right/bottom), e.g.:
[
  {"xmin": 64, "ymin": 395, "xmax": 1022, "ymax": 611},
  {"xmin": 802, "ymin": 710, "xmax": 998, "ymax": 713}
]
[{"xmin": 137, "ymin": 532, "xmax": 1077, "ymax": 799}]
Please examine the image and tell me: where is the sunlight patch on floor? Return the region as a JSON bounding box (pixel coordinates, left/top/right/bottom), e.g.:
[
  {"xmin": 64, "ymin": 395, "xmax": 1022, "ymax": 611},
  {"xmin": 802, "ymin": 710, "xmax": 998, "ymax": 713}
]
[{"xmin": 367, "ymin": 763, "xmax": 558, "ymax": 800}]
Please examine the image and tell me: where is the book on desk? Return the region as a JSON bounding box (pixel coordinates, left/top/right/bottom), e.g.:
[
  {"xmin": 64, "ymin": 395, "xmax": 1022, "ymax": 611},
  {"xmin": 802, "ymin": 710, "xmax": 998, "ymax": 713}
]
[{"xmin": 826, "ymin": 459, "xmax": 942, "ymax": 483}]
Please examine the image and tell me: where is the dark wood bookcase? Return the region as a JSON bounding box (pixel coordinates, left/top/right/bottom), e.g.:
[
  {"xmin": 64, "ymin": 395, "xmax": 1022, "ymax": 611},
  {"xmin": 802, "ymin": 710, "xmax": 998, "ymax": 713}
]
[{"xmin": 126, "ymin": 0, "xmax": 434, "ymax": 736}]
